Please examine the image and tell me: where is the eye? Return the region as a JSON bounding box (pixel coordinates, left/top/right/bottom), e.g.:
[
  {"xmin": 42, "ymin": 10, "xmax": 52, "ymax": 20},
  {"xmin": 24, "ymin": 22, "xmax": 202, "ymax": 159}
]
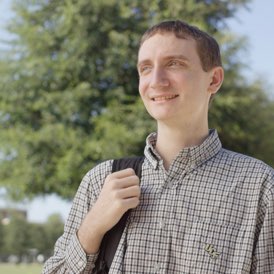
[
  {"xmin": 139, "ymin": 65, "xmax": 152, "ymax": 75},
  {"xmin": 168, "ymin": 60, "xmax": 181, "ymax": 67}
]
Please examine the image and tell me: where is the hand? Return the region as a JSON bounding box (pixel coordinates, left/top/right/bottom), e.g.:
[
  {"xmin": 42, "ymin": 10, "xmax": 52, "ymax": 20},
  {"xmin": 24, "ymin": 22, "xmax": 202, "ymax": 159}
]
[
  {"xmin": 89, "ymin": 168, "xmax": 140, "ymax": 233},
  {"xmin": 77, "ymin": 168, "xmax": 140, "ymax": 254}
]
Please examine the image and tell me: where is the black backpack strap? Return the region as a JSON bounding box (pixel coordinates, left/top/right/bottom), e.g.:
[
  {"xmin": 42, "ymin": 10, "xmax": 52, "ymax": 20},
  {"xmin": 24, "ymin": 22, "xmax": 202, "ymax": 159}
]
[
  {"xmin": 111, "ymin": 156, "xmax": 144, "ymax": 178},
  {"xmin": 94, "ymin": 156, "xmax": 145, "ymax": 273}
]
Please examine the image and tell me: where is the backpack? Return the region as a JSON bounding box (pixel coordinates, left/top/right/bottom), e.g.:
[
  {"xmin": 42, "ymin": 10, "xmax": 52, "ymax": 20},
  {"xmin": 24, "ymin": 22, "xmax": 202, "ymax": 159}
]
[{"xmin": 93, "ymin": 156, "xmax": 145, "ymax": 273}]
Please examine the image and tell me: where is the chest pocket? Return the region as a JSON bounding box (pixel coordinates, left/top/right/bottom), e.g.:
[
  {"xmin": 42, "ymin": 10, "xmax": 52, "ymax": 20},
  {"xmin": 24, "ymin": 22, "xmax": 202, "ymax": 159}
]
[{"xmin": 182, "ymin": 219, "xmax": 248, "ymax": 274}]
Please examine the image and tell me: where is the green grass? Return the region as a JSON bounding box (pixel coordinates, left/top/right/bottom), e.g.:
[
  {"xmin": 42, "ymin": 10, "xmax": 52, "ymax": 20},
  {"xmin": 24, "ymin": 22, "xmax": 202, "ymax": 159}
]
[{"xmin": 0, "ymin": 263, "xmax": 42, "ymax": 274}]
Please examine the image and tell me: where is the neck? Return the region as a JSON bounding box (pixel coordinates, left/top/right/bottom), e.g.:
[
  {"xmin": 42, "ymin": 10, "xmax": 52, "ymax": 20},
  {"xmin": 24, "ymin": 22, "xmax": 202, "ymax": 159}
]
[{"xmin": 155, "ymin": 121, "xmax": 209, "ymax": 170}]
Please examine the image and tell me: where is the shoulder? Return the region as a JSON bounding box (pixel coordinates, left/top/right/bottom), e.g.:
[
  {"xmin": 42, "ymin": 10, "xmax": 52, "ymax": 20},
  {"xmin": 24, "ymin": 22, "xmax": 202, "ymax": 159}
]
[
  {"xmin": 219, "ymin": 148, "xmax": 273, "ymax": 170},
  {"xmin": 217, "ymin": 148, "xmax": 274, "ymax": 189},
  {"xmin": 86, "ymin": 159, "xmax": 114, "ymax": 181},
  {"xmin": 80, "ymin": 159, "xmax": 114, "ymax": 197}
]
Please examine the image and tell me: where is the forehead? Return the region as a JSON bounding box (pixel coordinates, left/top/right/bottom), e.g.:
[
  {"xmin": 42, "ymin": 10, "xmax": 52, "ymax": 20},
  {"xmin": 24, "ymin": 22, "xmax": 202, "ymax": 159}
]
[{"xmin": 138, "ymin": 33, "xmax": 199, "ymax": 63}]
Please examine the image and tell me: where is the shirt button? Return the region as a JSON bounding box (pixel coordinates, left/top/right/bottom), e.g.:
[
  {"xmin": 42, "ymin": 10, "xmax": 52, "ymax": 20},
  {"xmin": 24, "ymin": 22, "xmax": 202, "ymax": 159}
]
[
  {"xmin": 153, "ymin": 263, "xmax": 161, "ymax": 273},
  {"xmin": 77, "ymin": 260, "xmax": 84, "ymax": 267},
  {"xmin": 158, "ymin": 220, "xmax": 165, "ymax": 229}
]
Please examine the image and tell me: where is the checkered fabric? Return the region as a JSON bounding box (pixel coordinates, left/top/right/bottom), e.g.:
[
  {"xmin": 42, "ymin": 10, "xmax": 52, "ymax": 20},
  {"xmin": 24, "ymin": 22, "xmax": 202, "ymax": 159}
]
[{"xmin": 42, "ymin": 129, "xmax": 274, "ymax": 274}]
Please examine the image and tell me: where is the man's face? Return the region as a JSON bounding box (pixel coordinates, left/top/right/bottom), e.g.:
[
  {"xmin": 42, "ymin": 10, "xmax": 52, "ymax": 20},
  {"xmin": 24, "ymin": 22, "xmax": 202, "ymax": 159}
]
[{"xmin": 137, "ymin": 33, "xmax": 215, "ymax": 126}]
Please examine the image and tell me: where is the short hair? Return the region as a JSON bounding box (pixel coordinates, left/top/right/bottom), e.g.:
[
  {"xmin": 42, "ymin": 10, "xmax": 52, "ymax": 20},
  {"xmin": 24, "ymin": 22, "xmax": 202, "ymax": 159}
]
[{"xmin": 139, "ymin": 20, "xmax": 222, "ymax": 72}]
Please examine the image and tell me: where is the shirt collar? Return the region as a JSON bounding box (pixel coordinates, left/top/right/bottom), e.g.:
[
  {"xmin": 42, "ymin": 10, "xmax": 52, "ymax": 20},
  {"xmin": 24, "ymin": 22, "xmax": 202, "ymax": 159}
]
[{"xmin": 144, "ymin": 129, "xmax": 222, "ymax": 171}]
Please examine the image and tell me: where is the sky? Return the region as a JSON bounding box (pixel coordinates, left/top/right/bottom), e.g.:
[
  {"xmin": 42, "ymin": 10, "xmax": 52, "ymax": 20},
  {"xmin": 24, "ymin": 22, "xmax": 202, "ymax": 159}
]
[
  {"xmin": 0, "ymin": 0, "xmax": 274, "ymax": 223},
  {"xmin": 227, "ymin": 1, "xmax": 274, "ymax": 94}
]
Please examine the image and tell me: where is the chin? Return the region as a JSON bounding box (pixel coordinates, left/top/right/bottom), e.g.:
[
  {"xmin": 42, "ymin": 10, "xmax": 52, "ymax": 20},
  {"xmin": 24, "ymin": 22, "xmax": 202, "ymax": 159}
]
[{"xmin": 148, "ymin": 112, "xmax": 175, "ymax": 123}]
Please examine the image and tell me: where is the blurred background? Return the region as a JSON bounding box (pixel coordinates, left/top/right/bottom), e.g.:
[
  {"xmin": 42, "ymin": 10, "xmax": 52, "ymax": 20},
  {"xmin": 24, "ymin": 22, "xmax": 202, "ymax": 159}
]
[{"xmin": 0, "ymin": 0, "xmax": 274, "ymax": 272}]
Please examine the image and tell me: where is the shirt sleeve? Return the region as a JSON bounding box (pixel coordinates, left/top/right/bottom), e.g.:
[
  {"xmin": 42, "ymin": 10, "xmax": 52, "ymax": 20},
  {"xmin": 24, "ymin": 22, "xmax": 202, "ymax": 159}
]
[
  {"xmin": 251, "ymin": 169, "xmax": 274, "ymax": 273},
  {"xmin": 41, "ymin": 160, "xmax": 113, "ymax": 274}
]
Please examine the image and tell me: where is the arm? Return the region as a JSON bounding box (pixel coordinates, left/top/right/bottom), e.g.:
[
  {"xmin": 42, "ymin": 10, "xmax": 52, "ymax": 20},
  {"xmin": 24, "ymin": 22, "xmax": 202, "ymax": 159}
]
[
  {"xmin": 42, "ymin": 160, "xmax": 140, "ymax": 274},
  {"xmin": 251, "ymin": 171, "xmax": 274, "ymax": 273},
  {"xmin": 77, "ymin": 168, "xmax": 140, "ymax": 254}
]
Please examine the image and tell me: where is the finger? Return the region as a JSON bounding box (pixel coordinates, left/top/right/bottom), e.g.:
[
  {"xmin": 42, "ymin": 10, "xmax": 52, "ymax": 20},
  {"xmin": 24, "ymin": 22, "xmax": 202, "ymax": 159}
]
[
  {"xmin": 122, "ymin": 197, "xmax": 140, "ymax": 210},
  {"xmin": 109, "ymin": 168, "xmax": 136, "ymax": 180},
  {"xmin": 116, "ymin": 185, "xmax": 141, "ymax": 199},
  {"xmin": 112, "ymin": 175, "xmax": 139, "ymax": 189}
]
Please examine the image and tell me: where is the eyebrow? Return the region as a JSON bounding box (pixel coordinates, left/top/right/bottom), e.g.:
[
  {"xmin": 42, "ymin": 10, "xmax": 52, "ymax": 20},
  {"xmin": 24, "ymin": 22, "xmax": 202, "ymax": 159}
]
[
  {"xmin": 163, "ymin": 54, "xmax": 190, "ymax": 62},
  {"xmin": 137, "ymin": 54, "xmax": 190, "ymax": 69}
]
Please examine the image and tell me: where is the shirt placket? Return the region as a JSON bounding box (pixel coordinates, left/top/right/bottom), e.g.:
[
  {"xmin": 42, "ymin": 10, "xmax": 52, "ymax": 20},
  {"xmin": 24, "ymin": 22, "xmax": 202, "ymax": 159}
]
[{"xmin": 152, "ymin": 167, "xmax": 183, "ymax": 273}]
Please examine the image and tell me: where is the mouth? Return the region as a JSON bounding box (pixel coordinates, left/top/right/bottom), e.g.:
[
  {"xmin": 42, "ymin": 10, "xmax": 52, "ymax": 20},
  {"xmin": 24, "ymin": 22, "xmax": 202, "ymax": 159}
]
[{"xmin": 152, "ymin": 94, "xmax": 179, "ymax": 102}]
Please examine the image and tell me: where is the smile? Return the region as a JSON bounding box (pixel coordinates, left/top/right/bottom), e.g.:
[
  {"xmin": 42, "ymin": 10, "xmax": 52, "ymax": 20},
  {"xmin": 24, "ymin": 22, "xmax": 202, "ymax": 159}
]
[{"xmin": 152, "ymin": 95, "xmax": 179, "ymax": 101}]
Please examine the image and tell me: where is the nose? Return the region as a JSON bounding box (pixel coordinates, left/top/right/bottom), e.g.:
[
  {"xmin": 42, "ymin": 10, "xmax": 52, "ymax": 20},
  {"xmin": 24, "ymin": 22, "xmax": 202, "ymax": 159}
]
[{"xmin": 150, "ymin": 67, "xmax": 169, "ymax": 89}]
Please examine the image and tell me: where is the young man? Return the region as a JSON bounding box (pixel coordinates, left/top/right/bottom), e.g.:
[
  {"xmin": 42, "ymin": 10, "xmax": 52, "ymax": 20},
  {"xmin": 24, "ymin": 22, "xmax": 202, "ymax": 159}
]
[{"xmin": 43, "ymin": 20, "xmax": 274, "ymax": 273}]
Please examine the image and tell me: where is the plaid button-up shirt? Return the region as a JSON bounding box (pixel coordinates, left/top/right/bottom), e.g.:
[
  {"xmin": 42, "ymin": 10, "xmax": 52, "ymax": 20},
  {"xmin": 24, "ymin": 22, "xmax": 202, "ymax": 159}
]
[{"xmin": 42, "ymin": 130, "xmax": 274, "ymax": 274}]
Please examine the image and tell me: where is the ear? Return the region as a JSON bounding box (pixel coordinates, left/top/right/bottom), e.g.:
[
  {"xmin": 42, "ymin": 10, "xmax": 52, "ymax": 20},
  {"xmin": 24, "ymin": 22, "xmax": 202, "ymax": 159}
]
[{"xmin": 208, "ymin": 66, "xmax": 224, "ymax": 95}]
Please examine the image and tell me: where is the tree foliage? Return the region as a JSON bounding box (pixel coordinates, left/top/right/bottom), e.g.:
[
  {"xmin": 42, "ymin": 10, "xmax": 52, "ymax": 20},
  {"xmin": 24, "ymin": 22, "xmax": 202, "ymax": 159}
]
[
  {"xmin": 2, "ymin": 215, "xmax": 30, "ymax": 256},
  {"xmin": 0, "ymin": 222, "xmax": 4, "ymax": 253},
  {"xmin": 0, "ymin": 213, "xmax": 64, "ymax": 259},
  {"xmin": 42, "ymin": 213, "xmax": 64, "ymax": 255},
  {"xmin": 1, "ymin": 0, "xmax": 274, "ymax": 200}
]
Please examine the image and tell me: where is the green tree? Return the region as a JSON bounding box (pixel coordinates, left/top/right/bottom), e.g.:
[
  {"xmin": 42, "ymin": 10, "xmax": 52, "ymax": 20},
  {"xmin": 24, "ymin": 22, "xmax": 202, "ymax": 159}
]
[
  {"xmin": 28, "ymin": 222, "xmax": 48, "ymax": 254},
  {"xmin": 3, "ymin": 215, "xmax": 30, "ymax": 258},
  {"xmin": 1, "ymin": 0, "xmax": 273, "ymax": 200},
  {"xmin": 0, "ymin": 222, "xmax": 4, "ymax": 255},
  {"xmin": 26, "ymin": 214, "xmax": 64, "ymax": 256},
  {"xmin": 209, "ymin": 32, "xmax": 274, "ymax": 160},
  {"xmin": 43, "ymin": 214, "xmax": 64, "ymax": 255}
]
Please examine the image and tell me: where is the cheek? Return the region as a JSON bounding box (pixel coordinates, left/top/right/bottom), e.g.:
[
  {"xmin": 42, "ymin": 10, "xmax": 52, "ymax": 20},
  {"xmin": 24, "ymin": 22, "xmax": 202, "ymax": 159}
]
[{"xmin": 138, "ymin": 78, "xmax": 147, "ymax": 97}]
